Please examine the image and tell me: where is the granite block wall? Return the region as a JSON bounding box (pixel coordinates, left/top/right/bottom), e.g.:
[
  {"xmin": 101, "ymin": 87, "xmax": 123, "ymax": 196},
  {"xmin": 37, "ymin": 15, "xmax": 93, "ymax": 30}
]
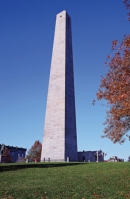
[{"xmin": 41, "ymin": 11, "xmax": 78, "ymax": 162}]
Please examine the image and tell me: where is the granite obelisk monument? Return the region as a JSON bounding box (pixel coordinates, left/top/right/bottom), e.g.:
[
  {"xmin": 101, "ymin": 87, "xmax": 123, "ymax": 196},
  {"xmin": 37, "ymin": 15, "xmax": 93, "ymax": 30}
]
[{"xmin": 41, "ymin": 11, "xmax": 78, "ymax": 162}]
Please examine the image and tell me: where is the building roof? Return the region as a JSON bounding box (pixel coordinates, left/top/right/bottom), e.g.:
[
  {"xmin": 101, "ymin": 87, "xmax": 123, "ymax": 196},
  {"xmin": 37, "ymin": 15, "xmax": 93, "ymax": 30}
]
[{"xmin": 0, "ymin": 144, "xmax": 27, "ymax": 151}]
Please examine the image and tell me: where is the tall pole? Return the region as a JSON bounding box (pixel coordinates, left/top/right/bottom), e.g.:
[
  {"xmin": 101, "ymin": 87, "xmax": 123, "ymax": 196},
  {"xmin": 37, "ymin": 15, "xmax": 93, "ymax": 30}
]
[{"xmin": 97, "ymin": 151, "xmax": 98, "ymax": 162}]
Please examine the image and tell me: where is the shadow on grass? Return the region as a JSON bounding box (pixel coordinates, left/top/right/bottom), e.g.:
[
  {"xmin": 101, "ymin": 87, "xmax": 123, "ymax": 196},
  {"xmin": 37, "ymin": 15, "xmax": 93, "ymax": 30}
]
[{"xmin": 0, "ymin": 162, "xmax": 87, "ymax": 172}]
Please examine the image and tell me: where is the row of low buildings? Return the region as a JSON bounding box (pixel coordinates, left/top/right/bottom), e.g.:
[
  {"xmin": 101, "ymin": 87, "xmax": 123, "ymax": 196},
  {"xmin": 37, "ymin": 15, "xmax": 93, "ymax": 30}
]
[
  {"xmin": 78, "ymin": 150, "xmax": 105, "ymax": 162},
  {"xmin": 0, "ymin": 144, "xmax": 105, "ymax": 163},
  {"xmin": 0, "ymin": 144, "xmax": 26, "ymax": 163}
]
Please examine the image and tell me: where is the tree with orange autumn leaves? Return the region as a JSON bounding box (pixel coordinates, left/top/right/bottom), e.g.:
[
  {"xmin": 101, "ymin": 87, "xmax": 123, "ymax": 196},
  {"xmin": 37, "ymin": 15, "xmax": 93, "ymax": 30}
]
[
  {"xmin": 95, "ymin": 0, "xmax": 130, "ymax": 144},
  {"xmin": 26, "ymin": 140, "xmax": 42, "ymax": 162},
  {"xmin": 123, "ymin": 0, "xmax": 130, "ymax": 21},
  {"xmin": 3, "ymin": 148, "xmax": 12, "ymax": 163}
]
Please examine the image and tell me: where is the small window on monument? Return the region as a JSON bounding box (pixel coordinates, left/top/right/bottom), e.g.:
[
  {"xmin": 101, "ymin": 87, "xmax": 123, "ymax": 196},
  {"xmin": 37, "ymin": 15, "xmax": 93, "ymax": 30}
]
[{"xmin": 60, "ymin": 16, "xmax": 62, "ymax": 17}]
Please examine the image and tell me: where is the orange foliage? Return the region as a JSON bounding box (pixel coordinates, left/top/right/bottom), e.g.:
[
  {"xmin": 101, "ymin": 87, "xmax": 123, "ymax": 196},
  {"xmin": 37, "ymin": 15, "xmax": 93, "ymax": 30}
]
[
  {"xmin": 26, "ymin": 140, "xmax": 42, "ymax": 162},
  {"xmin": 3, "ymin": 148, "xmax": 12, "ymax": 163},
  {"xmin": 96, "ymin": 1, "xmax": 130, "ymax": 143},
  {"xmin": 123, "ymin": 0, "xmax": 130, "ymax": 20},
  {"xmin": 97, "ymin": 35, "xmax": 130, "ymax": 143}
]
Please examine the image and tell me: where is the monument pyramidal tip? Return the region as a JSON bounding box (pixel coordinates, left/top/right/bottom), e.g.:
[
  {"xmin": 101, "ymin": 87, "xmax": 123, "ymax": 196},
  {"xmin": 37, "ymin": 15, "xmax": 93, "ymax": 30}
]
[{"xmin": 41, "ymin": 10, "xmax": 78, "ymax": 162}]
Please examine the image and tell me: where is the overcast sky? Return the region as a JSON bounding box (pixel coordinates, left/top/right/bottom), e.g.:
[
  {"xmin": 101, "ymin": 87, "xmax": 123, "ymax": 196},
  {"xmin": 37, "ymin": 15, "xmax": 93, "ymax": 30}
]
[{"xmin": 0, "ymin": 0, "xmax": 129, "ymax": 161}]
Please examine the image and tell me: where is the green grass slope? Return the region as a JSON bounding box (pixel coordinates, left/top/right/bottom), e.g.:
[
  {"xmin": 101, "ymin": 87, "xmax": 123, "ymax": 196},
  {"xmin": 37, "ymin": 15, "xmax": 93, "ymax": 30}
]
[{"xmin": 0, "ymin": 162, "xmax": 130, "ymax": 199}]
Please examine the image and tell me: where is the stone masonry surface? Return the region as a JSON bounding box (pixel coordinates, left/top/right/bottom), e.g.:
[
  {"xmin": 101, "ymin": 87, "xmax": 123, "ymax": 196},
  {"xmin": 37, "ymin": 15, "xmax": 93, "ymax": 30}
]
[{"xmin": 41, "ymin": 11, "xmax": 78, "ymax": 162}]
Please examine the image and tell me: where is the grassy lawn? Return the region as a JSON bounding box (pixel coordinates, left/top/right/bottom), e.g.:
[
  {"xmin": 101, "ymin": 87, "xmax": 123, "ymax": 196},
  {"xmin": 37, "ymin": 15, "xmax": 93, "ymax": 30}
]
[{"xmin": 0, "ymin": 162, "xmax": 130, "ymax": 199}]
